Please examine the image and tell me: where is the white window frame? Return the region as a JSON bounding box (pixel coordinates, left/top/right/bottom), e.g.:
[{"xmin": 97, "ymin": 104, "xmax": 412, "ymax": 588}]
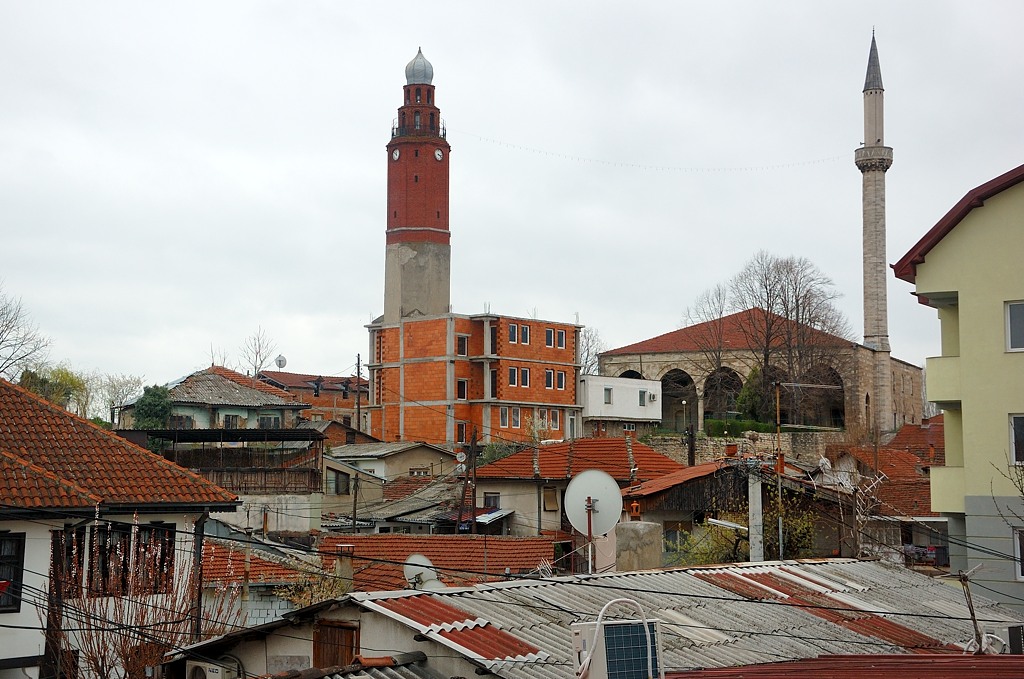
[
  {"xmin": 456, "ymin": 422, "xmax": 466, "ymax": 443},
  {"xmin": 550, "ymin": 409, "xmax": 560, "ymax": 430},
  {"xmin": 457, "ymin": 335, "xmax": 469, "ymax": 356},
  {"xmin": 1008, "ymin": 302, "xmax": 1024, "ymax": 351},
  {"xmin": 537, "ymin": 408, "xmax": 547, "ymax": 426},
  {"xmin": 512, "ymin": 407, "xmax": 521, "ymax": 429},
  {"xmin": 508, "ymin": 367, "xmax": 517, "ymax": 387},
  {"xmin": 623, "ymin": 422, "xmax": 637, "ymax": 431},
  {"xmin": 557, "ymin": 371, "xmax": 566, "ymax": 390},
  {"xmin": 508, "ymin": 323, "xmax": 518, "ymax": 344},
  {"xmin": 545, "ymin": 369, "xmax": 554, "ymax": 389},
  {"xmin": 457, "ymin": 379, "xmax": 468, "ymax": 400},
  {"xmin": 604, "ymin": 387, "xmax": 613, "ymax": 404},
  {"xmin": 545, "ymin": 328, "xmax": 554, "ymax": 347},
  {"xmin": 499, "ymin": 406, "xmax": 509, "ymax": 428},
  {"xmin": 1012, "ymin": 414, "xmax": 1024, "ymax": 465},
  {"xmin": 521, "ymin": 324, "xmax": 530, "ymax": 345},
  {"xmin": 557, "ymin": 329, "xmax": 566, "ymax": 349},
  {"xmin": 1015, "ymin": 528, "xmax": 1024, "ymax": 580},
  {"xmin": 483, "ymin": 492, "xmax": 501, "ymax": 509},
  {"xmin": 639, "ymin": 389, "xmax": 647, "ymax": 407},
  {"xmin": 520, "ymin": 367, "xmax": 530, "ymax": 387}
]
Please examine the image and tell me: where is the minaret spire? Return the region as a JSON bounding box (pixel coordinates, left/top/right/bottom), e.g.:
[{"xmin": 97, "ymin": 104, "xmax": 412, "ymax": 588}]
[{"xmin": 855, "ymin": 33, "xmax": 894, "ymax": 435}]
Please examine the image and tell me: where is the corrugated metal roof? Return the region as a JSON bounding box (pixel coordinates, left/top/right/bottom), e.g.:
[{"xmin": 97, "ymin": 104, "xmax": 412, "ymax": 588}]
[{"xmin": 348, "ymin": 559, "xmax": 1024, "ymax": 679}]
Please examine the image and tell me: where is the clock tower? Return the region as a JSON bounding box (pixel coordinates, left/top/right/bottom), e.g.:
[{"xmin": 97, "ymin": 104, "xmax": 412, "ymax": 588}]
[{"xmin": 383, "ymin": 48, "xmax": 452, "ymax": 324}]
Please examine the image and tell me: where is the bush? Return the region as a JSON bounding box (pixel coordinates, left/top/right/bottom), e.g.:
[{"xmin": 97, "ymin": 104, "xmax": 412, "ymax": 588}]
[{"xmin": 702, "ymin": 419, "xmax": 776, "ymax": 437}]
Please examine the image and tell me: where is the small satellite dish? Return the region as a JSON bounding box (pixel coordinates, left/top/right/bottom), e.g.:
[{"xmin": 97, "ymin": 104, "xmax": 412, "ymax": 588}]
[
  {"xmin": 274, "ymin": 354, "xmax": 287, "ymax": 369},
  {"xmin": 455, "ymin": 451, "xmax": 467, "ymax": 463},
  {"xmin": 403, "ymin": 553, "xmax": 444, "ymax": 590},
  {"xmin": 564, "ymin": 469, "xmax": 623, "ymax": 537},
  {"xmin": 454, "ymin": 463, "xmax": 466, "ymax": 474}
]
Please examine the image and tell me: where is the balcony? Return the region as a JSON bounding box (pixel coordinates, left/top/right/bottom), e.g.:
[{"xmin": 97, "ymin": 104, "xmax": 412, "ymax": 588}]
[
  {"xmin": 391, "ymin": 120, "xmax": 446, "ymax": 139},
  {"xmin": 925, "ymin": 355, "xmax": 961, "ymax": 405}
]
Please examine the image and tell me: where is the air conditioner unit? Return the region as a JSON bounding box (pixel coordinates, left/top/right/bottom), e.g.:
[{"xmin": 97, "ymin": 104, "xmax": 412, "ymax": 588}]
[
  {"xmin": 186, "ymin": 661, "xmax": 238, "ymax": 679},
  {"xmin": 571, "ymin": 619, "xmax": 664, "ymax": 679},
  {"xmin": 648, "ymin": 393, "xmax": 657, "ymax": 401}
]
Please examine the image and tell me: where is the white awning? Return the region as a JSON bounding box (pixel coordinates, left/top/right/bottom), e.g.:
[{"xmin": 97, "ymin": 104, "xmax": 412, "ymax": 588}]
[{"xmin": 476, "ymin": 508, "xmax": 514, "ymax": 525}]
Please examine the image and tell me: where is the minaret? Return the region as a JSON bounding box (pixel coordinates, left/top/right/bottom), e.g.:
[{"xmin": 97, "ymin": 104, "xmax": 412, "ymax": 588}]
[
  {"xmin": 383, "ymin": 48, "xmax": 452, "ymax": 324},
  {"xmin": 855, "ymin": 34, "xmax": 893, "ymax": 434}
]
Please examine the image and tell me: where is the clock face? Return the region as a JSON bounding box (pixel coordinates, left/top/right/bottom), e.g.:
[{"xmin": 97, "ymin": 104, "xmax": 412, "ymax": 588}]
[
  {"xmin": 392, "ymin": 149, "xmax": 400, "ymax": 160},
  {"xmin": 434, "ymin": 149, "xmax": 443, "ymax": 161}
]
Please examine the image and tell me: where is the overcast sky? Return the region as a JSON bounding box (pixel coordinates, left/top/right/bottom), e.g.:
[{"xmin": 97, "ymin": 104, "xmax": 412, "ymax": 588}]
[{"xmin": 3, "ymin": 2, "xmax": 1023, "ymax": 385}]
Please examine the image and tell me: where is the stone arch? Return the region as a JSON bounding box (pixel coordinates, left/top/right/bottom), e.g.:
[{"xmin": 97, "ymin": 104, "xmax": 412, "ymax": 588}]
[
  {"xmin": 795, "ymin": 366, "xmax": 845, "ymax": 428},
  {"xmin": 619, "ymin": 370, "xmax": 644, "ymax": 379},
  {"xmin": 702, "ymin": 366, "xmax": 743, "ymax": 421},
  {"xmin": 661, "ymin": 368, "xmax": 696, "ymax": 432}
]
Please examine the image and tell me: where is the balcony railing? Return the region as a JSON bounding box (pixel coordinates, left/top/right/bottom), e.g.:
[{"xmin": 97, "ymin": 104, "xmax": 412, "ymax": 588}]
[
  {"xmin": 200, "ymin": 468, "xmax": 322, "ymax": 494},
  {"xmin": 392, "ymin": 120, "xmax": 446, "ymax": 139}
]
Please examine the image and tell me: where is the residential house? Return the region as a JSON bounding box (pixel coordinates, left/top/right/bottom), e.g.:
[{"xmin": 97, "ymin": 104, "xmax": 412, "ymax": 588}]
[
  {"xmin": 298, "ymin": 419, "xmax": 379, "ymax": 450},
  {"xmin": 599, "ymin": 308, "xmax": 923, "ymax": 436},
  {"xmin": 322, "ymin": 457, "xmax": 385, "ymax": 519},
  {"xmin": 327, "ymin": 441, "xmax": 456, "ymax": 482},
  {"xmin": 167, "ymin": 559, "xmax": 1024, "ymax": 679},
  {"xmin": 893, "ymin": 161, "xmax": 1024, "ymax": 610},
  {"xmin": 579, "ymin": 373, "xmax": 663, "ymax": 439},
  {"xmin": 259, "ymin": 370, "xmax": 369, "ymax": 429},
  {"xmin": 0, "ymin": 378, "xmax": 238, "ymax": 679},
  {"xmin": 120, "ymin": 365, "xmax": 309, "ymax": 430},
  {"xmin": 623, "ymin": 458, "xmax": 854, "ymax": 564},
  {"xmin": 472, "ymin": 438, "xmax": 684, "ymax": 563}
]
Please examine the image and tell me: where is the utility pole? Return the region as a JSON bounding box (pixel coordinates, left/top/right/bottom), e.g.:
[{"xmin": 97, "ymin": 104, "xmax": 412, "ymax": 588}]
[
  {"xmin": 355, "ymin": 353, "xmax": 362, "ymax": 432},
  {"xmin": 351, "ymin": 476, "xmax": 359, "ymax": 533}
]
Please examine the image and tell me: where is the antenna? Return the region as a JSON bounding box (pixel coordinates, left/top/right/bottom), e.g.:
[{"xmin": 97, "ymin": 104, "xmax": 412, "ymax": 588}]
[
  {"xmin": 564, "ymin": 469, "xmax": 623, "ymax": 574},
  {"xmin": 403, "ymin": 553, "xmax": 445, "ymax": 590}
]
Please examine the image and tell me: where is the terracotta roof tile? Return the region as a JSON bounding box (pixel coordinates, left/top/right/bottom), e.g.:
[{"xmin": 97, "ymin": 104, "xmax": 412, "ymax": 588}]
[
  {"xmin": 259, "ymin": 370, "xmax": 368, "ymax": 392},
  {"xmin": 319, "ymin": 534, "xmax": 557, "ymax": 591},
  {"xmin": 603, "ymin": 307, "xmax": 850, "ymax": 356},
  {"xmin": 622, "ymin": 461, "xmax": 726, "ymax": 497},
  {"xmin": 209, "ymin": 365, "xmax": 297, "ymax": 398},
  {"xmin": 202, "ymin": 539, "xmax": 306, "ymax": 585},
  {"xmin": 168, "ymin": 367, "xmax": 305, "ymax": 408},
  {"xmin": 0, "ymin": 378, "xmax": 238, "ymax": 510},
  {"xmin": 886, "ymin": 415, "xmax": 945, "ymax": 465},
  {"xmin": 475, "ymin": 438, "xmax": 683, "ymax": 482}
]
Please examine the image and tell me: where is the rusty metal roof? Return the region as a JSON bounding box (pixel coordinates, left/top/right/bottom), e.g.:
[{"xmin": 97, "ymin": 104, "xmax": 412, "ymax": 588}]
[{"xmin": 348, "ymin": 559, "xmax": 1024, "ymax": 679}]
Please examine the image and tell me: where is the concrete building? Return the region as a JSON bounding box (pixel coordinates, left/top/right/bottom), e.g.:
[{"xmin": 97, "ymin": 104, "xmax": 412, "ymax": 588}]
[
  {"xmin": 893, "ymin": 161, "xmax": 1024, "ymax": 611},
  {"xmin": 578, "ymin": 373, "xmax": 662, "ymax": 438},
  {"xmin": 367, "ymin": 50, "xmax": 582, "ymax": 446}
]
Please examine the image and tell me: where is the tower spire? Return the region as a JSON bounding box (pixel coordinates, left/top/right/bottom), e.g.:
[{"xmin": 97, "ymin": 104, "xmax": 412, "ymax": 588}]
[{"xmin": 855, "ymin": 34, "xmax": 894, "ymax": 435}]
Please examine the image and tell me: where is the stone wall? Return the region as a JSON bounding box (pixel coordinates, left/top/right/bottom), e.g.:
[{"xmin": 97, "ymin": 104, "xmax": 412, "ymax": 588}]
[{"xmin": 645, "ymin": 430, "xmax": 849, "ymax": 466}]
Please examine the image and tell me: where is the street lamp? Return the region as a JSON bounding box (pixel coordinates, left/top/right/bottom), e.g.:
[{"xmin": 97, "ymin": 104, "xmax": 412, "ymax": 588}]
[{"xmin": 681, "ymin": 400, "xmax": 687, "ymax": 434}]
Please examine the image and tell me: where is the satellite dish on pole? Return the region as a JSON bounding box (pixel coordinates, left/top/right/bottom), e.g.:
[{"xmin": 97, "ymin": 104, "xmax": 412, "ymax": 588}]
[
  {"xmin": 274, "ymin": 355, "xmax": 287, "ymax": 369},
  {"xmin": 564, "ymin": 469, "xmax": 623, "ymax": 537},
  {"xmin": 403, "ymin": 553, "xmax": 445, "ymax": 590}
]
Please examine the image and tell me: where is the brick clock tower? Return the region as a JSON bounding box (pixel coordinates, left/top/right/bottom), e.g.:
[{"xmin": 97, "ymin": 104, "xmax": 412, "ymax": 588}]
[{"xmin": 383, "ymin": 48, "xmax": 452, "ymax": 324}]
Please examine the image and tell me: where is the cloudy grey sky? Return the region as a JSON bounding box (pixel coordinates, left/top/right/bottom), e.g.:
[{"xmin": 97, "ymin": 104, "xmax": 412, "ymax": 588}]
[{"xmin": 3, "ymin": 1, "xmax": 1023, "ymax": 384}]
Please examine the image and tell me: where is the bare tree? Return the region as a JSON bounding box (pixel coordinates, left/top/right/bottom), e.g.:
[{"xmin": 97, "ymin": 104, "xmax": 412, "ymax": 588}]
[
  {"xmin": 683, "ymin": 283, "xmax": 731, "ymax": 374},
  {"xmin": 578, "ymin": 326, "xmax": 607, "ymax": 375},
  {"xmin": 239, "ymin": 326, "xmax": 277, "ymax": 377},
  {"xmin": 101, "ymin": 373, "xmax": 145, "ymax": 424},
  {"xmin": 0, "ymin": 284, "xmax": 51, "ymax": 379},
  {"xmin": 208, "ymin": 343, "xmax": 231, "ymax": 368}
]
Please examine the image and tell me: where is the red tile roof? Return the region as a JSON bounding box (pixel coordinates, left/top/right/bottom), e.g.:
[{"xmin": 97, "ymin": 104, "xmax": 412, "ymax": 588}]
[
  {"xmin": 319, "ymin": 533, "xmax": 557, "ymax": 591},
  {"xmin": 893, "ymin": 162, "xmax": 1024, "ymax": 284},
  {"xmin": 622, "ymin": 461, "xmax": 726, "ymax": 497},
  {"xmin": 603, "ymin": 307, "xmax": 849, "ymax": 356},
  {"xmin": 383, "ymin": 475, "xmax": 437, "ymax": 501},
  {"xmin": 0, "ymin": 378, "xmax": 238, "ymax": 511},
  {"xmin": 829, "ymin": 445, "xmax": 936, "ymax": 517},
  {"xmin": 886, "ymin": 415, "xmax": 944, "ymax": 465},
  {"xmin": 667, "ymin": 654, "xmax": 1024, "ymax": 678},
  {"xmin": 202, "ymin": 539, "xmax": 306, "ymax": 585},
  {"xmin": 259, "ymin": 370, "xmax": 367, "ymax": 391},
  {"xmin": 474, "ymin": 438, "xmax": 683, "ymax": 482},
  {"xmin": 208, "ymin": 365, "xmax": 297, "ymax": 399}
]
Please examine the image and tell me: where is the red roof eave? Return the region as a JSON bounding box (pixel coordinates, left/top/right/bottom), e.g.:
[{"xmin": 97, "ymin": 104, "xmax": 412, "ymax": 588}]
[{"xmin": 893, "ymin": 162, "xmax": 1024, "ymax": 284}]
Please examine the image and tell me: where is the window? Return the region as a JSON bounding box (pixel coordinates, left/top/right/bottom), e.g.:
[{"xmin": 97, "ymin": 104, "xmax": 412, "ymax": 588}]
[
  {"xmin": 1009, "ymin": 302, "xmax": 1024, "ymax": 350},
  {"xmin": 258, "ymin": 415, "xmax": 281, "ymax": 429},
  {"xmin": 550, "ymin": 410, "xmax": 560, "ymax": 430},
  {"xmin": 490, "ymin": 369, "xmax": 498, "ymax": 398},
  {"xmin": 329, "ymin": 470, "xmax": 351, "ymax": 495},
  {"xmin": 545, "ymin": 328, "xmax": 554, "ymax": 347},
  {"xmin": 456, "ymin": 422, "xmax": 466, "ymax": 443},
  {"xmin": 90, "ymin": 522, "xmax": 175, "ymax": 596},
  {"xmin": 623, "ymin": 423, "xmax": 637, "ymax": 431},
  {"xmin": 512, "ymin": 407, "xmax": 521, "ymax": 428},
  {"xmin": 509, "ymin": 323, "xmax": 518, "ymax": 344},
  {"xmin": 483, "ymin": 492, "xmax": 501, "ymax": 509},
  {"xmin": 223, "ymin": 414, "xmax": 240, "ymax": 429},
  {"xmin": 345, "ymin": 431, "xmax": 356, "ymax": 444},
  {"xmin": 457, "ymin": 379, "xmax": 468, "ymax": 400},
  {"xmin": 639, "ymin": 390, "xmax": 647, "ymax": 407},
  {"xmin": 169, "ymin": 414, "xmax": 194, "ymax": 430},
  {"xmin": 410, "ymin": 466, "xmax": 430, "ymax": 477},
  {"xmin": 1016, "ymin": 529, "xmax": 1024, "ymax": 580},
  {"xmin": 537, "ymin": 408, "xmax": 547, "ymax": 426},
  {"xmin": 457, "ymin": 335, "xmax": 469, "ymax": 356},
  {"xmin": 545, "ymin": 369, "xmax": 554, "ymax": 389},
  {"xmin": 557, "ymin": 371, "xmax": 566, "ymax": 390},
  {"xmin": 543, "ymin": 486, "xmax": 559, "ymax": 511},
  {"xmin": 415, "ymin": 87, "xmax": 422, "ymax": 103},
  {"xmin": 500, "ymin": 406, "xmax": 509, "ymax": 428},
  {"xmin": 520, "ymin": 368, "xmax": 530, "ymax": 387},
  {"xmin": 0, "ymin": 533, "xmax": 25, "ymax": 612},
  {"xmin": 508, "ymin": 367, "xmax": 517, "ymax": 386},
  {"xmin": 414, "ymin": 111, "xmax": 421, "ymax": 129},
  {"xmin": 1013, "ymin": 415, "xmax": 1024, "ymax": 464},
  {"xmin": 557, "ymin": 329, "xmax": 566, "ymax": 349},
  {"xmin": 604, "ymin": 387, "xmax": 613, "ymax": 404},
  {"xmin": 521, "ymin": 325, "xmax": 530, "ymax": 345}
]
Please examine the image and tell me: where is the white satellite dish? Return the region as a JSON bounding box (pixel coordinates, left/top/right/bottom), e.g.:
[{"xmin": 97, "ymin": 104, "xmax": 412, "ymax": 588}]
[
  {"xmin": 564, "ymin": 469, "xmax": 623, "ymax": 538},
  {"xmin": 403, "ymin": 553, "xmax": 445, "ymax": 590},
  {"xmin": 455, "ymin": 451, "xmax": 467, "ymax": 463},
  {"xmin": 274, "ymin": 354, "xmax": 287, "ymax": 369}
]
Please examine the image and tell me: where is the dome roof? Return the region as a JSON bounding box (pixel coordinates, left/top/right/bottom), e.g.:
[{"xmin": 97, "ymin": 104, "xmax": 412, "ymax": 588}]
[{"xmin": 405, "ymin": 47, "xmax": 433, "ymax": 85}]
